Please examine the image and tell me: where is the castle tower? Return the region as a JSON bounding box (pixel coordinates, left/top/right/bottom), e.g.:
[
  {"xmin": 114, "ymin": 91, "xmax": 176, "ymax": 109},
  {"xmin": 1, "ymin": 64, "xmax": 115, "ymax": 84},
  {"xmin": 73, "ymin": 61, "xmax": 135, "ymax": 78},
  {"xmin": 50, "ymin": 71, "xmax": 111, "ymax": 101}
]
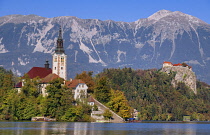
[{"xmin": 52, "ymin": 27, "xmax": 67, "ymax": 80}]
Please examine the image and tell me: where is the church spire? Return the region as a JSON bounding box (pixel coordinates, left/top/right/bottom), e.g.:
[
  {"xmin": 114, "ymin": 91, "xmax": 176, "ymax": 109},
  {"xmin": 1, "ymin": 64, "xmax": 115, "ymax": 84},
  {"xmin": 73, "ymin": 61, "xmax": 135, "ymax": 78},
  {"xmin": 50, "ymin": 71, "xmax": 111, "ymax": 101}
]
[
  {"xmin": 58, "ymin": 26, "xmax": 62, "ymax": 40},
  {"xmin": 52, "ymin": 26, "xmax": 67, "ymax": 80},
  {"xmin": 55, "ymin": 26, "xmax": 65, "ymax": 54}
]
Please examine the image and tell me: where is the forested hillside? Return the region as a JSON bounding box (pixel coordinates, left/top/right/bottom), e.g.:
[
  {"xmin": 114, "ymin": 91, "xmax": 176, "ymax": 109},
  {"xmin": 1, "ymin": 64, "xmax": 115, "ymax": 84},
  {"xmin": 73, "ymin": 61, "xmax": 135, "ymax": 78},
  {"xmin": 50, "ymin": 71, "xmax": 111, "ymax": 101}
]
[
  {"xmin": 95, "ymin": 68, "xmax": 210, "ymax": 121},
  {"xmin": 0, "ymin": 66, "xmax": 209, "ymax": 121}
]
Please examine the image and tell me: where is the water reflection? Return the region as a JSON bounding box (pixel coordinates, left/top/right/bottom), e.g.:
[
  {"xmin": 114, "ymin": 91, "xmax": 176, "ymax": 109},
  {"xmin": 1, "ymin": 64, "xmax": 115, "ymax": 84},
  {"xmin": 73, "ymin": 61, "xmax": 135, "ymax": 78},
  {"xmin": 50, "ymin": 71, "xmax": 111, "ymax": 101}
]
[
  {"xmin": 162, "ymin": 123, "xmax": 197, "ymax": 135},
  {"xmin": 73, "ymin": 122, "xmax": 87, "ymax": 135},
  {"xmin": 50, "ymin": 122, "xmax": 68, "ymax": 134},
  {"xmin": 0, "ymin": 122, "xmax": 209, "ymax": 135},
  {"xmin": 40, "ymin": 122, "xmax": 47, "ymax": 135}
]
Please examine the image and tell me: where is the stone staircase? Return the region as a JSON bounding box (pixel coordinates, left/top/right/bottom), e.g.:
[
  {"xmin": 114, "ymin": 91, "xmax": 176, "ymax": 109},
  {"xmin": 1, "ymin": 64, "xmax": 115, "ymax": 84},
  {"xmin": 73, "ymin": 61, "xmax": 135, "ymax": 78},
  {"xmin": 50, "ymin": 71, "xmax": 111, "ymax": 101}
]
[{"xmin": 90, "ymin": 96, "xmax": 124, "ymax": 123}]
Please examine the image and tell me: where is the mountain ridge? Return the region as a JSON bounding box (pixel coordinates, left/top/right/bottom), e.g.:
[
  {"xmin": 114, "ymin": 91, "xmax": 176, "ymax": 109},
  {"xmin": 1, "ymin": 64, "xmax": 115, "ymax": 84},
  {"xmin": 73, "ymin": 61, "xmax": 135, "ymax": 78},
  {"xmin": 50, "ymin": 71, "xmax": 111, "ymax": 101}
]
[{"xmin": 0, "ymin": 10, "xmax": 210, "ymax": 83}]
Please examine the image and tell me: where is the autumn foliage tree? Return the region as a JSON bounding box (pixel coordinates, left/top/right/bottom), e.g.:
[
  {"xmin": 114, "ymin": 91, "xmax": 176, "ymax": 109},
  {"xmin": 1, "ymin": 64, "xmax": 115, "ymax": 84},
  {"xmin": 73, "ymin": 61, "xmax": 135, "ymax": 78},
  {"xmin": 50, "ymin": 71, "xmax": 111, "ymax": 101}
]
[
  {"xmin": 75, "ymin": 71, "xmax": 95, "ymax": 93},
  {"xmin": 107, "ymin": 89, "xmax": 131, "ymax": 119}
]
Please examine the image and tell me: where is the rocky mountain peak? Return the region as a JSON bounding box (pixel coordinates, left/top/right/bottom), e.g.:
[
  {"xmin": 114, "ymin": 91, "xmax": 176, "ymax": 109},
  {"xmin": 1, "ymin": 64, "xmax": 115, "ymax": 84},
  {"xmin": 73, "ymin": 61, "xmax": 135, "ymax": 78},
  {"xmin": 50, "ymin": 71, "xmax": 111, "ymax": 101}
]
[
  {"xmin": 148, "ymin": 10, "xmax": 207, "ymax": 25},
  {"xmin": 148, "ymin": 9, "xmax": 172, "ymax": 21}
]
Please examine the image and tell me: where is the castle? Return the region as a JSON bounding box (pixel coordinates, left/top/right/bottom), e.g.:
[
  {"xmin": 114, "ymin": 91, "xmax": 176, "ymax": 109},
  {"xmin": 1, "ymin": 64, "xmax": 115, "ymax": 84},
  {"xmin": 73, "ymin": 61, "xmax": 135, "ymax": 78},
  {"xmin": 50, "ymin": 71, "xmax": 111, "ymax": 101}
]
[
  {"xmin": 162, "ymin": 61, "xmax": 197, "ymax": 94},
  {"xmin": 15, "ymin": 27, "xmax": 88, "ymax": 99},
  {"xmin": 162, "ymin": 61, "xmax": 192, "ymax": 70}
]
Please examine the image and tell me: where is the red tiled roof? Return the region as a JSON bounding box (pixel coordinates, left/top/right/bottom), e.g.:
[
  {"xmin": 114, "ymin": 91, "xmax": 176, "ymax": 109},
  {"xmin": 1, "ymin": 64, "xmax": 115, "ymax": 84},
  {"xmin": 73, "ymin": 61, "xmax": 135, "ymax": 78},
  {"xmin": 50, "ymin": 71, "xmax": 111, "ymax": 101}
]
[
  {"xmin": 66, "ymin": 79, "xmax": 85, "ymax": 88},
  {"xmin": 26, "ymin": 67, "xmax": 52, "ymax": 79},
  {"xmin": 41, "ymin": 73, "xmax": 61, "ymax": 83},
  {"xmin": 15, "ymin": 82, "xmax": 22, "ymax": 88},
  {"xmin": 163, "ymin": 61, "xmax": 173, "ymax": 64},
  {"xmin": 173, "ymin": 63, "xmax": 182, "ymax": 66}
]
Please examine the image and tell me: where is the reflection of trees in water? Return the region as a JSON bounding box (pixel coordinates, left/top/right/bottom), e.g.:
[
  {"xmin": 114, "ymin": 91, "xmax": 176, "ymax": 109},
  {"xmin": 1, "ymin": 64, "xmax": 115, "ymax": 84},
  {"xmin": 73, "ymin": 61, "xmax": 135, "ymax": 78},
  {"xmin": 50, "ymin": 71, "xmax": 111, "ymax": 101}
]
[
  {"xmin": 39, "ymin": 122, "xmax": 197, "ymax": 135},
  {"xmin": 40, "ymin": 122, "xmax": 47, "ymax": 135},
  {"xmin": 162, "ymin": 123, "xmax": 196, "ymax": 135},
  {"xmin": 50, "ymin": 122, "xmax": 68, "ymax": 134},
  {"xmin": 50, "ymin": 122, "xmax": 90, "ymax": 135},
  {"xmin": 73, "ymin": 122, "xmax": 87, "ymax": 135},
  {"xmin": 51, "ymin": 122, "xmax": 93, "ymax": 135},
  {"xmin": 0, "ymin": 122, "xmax": 204, "ymax": 135}
]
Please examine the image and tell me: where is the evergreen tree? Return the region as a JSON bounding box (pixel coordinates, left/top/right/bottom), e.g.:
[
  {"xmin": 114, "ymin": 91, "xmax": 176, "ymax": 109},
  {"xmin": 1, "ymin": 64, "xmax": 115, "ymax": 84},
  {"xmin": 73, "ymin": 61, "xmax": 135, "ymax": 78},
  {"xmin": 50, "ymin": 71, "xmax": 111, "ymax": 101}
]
[{"xmin": 94, "ymin": 76, "xmax": 111, "ymax": 103}]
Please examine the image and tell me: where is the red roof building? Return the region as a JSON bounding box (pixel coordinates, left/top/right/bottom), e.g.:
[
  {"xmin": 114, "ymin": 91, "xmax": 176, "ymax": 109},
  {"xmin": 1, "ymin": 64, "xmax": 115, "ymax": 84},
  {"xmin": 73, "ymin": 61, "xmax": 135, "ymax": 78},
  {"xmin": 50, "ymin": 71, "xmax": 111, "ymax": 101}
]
[
  {"xmin": 15, "ymin": 82, "xmax": 22, "ymax": 88},
  {"xmin": 163, "ymin": 61, "xmax": 173, "ymax": 64},
  {"xmin": 66, "ymin": 79, "xmax": 85, "ymax": 89},
  {"xmin": 41, "ymin": 73, "xmax": 61, "ymax": 83},
  {"xmin": 162, "ymin": 61, "xmax": 192, "ymax": 70},
  {"xmin": 21, "ymin": 60, "xmax": 52, "ymax": 79},
  {"xmin": 26, "ymin": 67, "xmax": 52, "ymax": 79},
  {"xmin": 163, "ymin": 61, "xmax": 173, "ymax": 67},
  {"xmin": 65, "ymin": 79, "xmax": 88, "ymax": 99},
  {"xmin": 15, "ymin": 61, "xmax": 52, "ymax": 89},
  {"xmin": 173, "ymin": 63, "xmax": 182, "ymax": 66}
]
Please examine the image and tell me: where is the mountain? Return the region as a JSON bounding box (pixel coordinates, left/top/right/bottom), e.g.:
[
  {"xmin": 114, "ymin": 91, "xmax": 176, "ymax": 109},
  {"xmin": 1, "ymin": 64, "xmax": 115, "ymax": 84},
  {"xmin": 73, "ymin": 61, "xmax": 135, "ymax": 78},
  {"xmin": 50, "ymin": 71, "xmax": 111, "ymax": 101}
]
[{"xmin": 0, "ymin": 10, "xmax": 210, "ymax": 83}]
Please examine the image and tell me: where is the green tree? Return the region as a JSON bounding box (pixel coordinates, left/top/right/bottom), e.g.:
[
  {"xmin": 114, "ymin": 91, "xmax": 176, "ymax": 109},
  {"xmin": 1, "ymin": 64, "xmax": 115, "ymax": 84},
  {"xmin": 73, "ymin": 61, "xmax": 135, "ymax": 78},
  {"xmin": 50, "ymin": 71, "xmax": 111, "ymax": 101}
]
[
  {"xmin": 103, "ymin": 109, "xmax": 113, "ymax": 120},
  {"xmin": 21, "ymin": 74, "xmax": 39, "ymax": 97},
  {"xmin": 61, "ymin": 103, "xmax": 92, "ymax": 122},
  {"xmin": 94, "ymin": 76, "xmax": 111, "ymax": 103},
  {"xmin": 45, "ymin": 78, "xmax": 73, "ymax": 119}
]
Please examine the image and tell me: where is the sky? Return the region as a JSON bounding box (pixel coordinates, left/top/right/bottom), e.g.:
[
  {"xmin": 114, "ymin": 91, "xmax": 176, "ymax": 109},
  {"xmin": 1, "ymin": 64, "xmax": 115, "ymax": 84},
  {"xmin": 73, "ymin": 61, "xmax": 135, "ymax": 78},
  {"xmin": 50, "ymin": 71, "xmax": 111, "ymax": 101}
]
[{"xmin": 0, "ymin": 0, "xmax": 210, "ymax": 24}]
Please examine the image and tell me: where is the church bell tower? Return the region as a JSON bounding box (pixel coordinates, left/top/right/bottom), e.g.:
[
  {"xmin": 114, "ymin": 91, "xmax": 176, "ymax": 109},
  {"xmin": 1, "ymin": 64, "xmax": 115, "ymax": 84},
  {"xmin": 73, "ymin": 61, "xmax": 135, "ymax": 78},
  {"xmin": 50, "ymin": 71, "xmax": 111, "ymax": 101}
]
[{"xmin": 52, "ymin": 26, "xmax": 67, "ymax": 80}]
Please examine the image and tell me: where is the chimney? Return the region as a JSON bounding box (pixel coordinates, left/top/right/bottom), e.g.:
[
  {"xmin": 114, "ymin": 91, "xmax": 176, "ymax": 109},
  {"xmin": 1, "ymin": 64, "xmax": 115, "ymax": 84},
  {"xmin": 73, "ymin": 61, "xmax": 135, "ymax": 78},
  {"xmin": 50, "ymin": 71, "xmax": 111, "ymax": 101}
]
[{"xmin": 45, "ymin": 60, "xmax": 50, "ymax": 69}]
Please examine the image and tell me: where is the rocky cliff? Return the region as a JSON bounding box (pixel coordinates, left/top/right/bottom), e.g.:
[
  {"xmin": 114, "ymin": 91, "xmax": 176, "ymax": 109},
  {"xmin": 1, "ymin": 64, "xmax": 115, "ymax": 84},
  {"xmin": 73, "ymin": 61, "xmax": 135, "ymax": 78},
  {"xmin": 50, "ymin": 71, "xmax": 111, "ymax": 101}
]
[{"xmin": 162, "ymin": 66, "xmax": 197, "ymax": 94}]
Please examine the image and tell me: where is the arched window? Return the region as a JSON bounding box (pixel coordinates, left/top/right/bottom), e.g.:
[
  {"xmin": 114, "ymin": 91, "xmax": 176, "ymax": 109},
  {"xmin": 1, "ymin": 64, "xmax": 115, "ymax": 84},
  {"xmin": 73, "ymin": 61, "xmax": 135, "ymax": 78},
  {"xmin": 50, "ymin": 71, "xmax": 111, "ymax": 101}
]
[
  {"xmin": 54, "ymin": 56, "xmax": 57, "ymax": 62},
  {"xmin": 61, "ymin": 56, "xmax": 64, "ymax": 62}
]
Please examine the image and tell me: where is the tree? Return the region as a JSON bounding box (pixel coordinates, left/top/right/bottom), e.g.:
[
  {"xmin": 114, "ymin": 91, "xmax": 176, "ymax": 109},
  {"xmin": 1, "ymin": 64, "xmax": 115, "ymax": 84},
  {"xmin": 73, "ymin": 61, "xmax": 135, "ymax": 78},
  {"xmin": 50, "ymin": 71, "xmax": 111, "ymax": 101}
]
[
  {"xmin": 75, "ymin": 71, "xmax": 95, "ymax": 93},
  {"xmin": 21, "ymin": 75, "xmax": 40, "ymax": 97},
  {"xmin": 94, "ymin": 76, "xmax": 111, "ymax": 103},
  {"xmin": 103, "ymin": 109, "xmax": 113, "ymax": 120},
  {"xmin": 45, "ymin": 78, "xmax": 73, "ymax": 119},
  {"xmin": 2, "ymin": 74, "xmax": 14, "ymax": 91},
  {"xmin": 61, "ymin": 103, "xmax": 92, "ymax": 122},
  {"xmin": 182, "ymin": 63, "xmax": 188, "ymax": 67},
  {"xmin": 107, "ymin": 89, "xmax": 131, "ymax": 119}
]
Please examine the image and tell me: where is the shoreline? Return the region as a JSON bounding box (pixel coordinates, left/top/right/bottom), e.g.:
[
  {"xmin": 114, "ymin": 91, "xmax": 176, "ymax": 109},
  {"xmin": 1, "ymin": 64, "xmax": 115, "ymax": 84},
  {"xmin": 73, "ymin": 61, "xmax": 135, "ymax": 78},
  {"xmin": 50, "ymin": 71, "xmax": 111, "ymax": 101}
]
[{"xmin": 0, "ymin": 120, "xmax": 210, "ymax": 124}]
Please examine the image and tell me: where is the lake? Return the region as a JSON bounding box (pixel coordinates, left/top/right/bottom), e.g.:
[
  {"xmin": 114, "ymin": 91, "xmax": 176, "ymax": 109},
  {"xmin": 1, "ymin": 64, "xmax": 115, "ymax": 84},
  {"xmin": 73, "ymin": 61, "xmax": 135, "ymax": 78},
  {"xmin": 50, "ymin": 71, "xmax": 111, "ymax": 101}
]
[{"xmin": 0, "ymin": 121, "xmax": 209, "ymax": 135}]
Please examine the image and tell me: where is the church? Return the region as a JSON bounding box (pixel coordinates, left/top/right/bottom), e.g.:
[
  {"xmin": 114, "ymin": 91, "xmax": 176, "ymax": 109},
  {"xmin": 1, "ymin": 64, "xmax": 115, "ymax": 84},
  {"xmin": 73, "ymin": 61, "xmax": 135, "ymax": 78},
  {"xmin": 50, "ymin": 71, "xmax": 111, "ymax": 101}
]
[{"xmin": 15, "ymin": 27, "xmax": 88, "ymax": 99}]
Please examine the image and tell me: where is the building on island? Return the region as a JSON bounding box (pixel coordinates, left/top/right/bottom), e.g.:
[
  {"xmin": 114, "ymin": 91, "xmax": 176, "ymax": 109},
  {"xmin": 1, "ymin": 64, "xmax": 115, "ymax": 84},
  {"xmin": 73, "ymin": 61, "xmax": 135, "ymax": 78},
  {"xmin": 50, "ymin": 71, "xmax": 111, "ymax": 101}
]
[{"xmin": 15, "ymin": 27, "xmax": 88, "ymax": 99}]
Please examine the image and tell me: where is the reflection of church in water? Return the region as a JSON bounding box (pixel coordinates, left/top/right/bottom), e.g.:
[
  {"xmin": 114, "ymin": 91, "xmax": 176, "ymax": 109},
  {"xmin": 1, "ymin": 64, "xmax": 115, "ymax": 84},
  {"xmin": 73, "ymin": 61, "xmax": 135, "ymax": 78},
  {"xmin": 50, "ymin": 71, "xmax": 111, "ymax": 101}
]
[
  {"xmin": 15, "ymin": 27, "xmax": 88, "ymax": 99},
  {"xmin": 38, "ymin": 122, "xmax": 99, "ymax": 135}
]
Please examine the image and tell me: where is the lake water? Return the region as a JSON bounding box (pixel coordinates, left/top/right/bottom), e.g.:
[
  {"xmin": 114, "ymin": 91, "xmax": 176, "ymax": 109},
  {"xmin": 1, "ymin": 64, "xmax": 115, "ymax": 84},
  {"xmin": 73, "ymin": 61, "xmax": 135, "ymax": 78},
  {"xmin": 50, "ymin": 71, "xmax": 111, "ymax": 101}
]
[{"xmin": 0, "ymin": 122, "xmax": 209, "ymax": 135}]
